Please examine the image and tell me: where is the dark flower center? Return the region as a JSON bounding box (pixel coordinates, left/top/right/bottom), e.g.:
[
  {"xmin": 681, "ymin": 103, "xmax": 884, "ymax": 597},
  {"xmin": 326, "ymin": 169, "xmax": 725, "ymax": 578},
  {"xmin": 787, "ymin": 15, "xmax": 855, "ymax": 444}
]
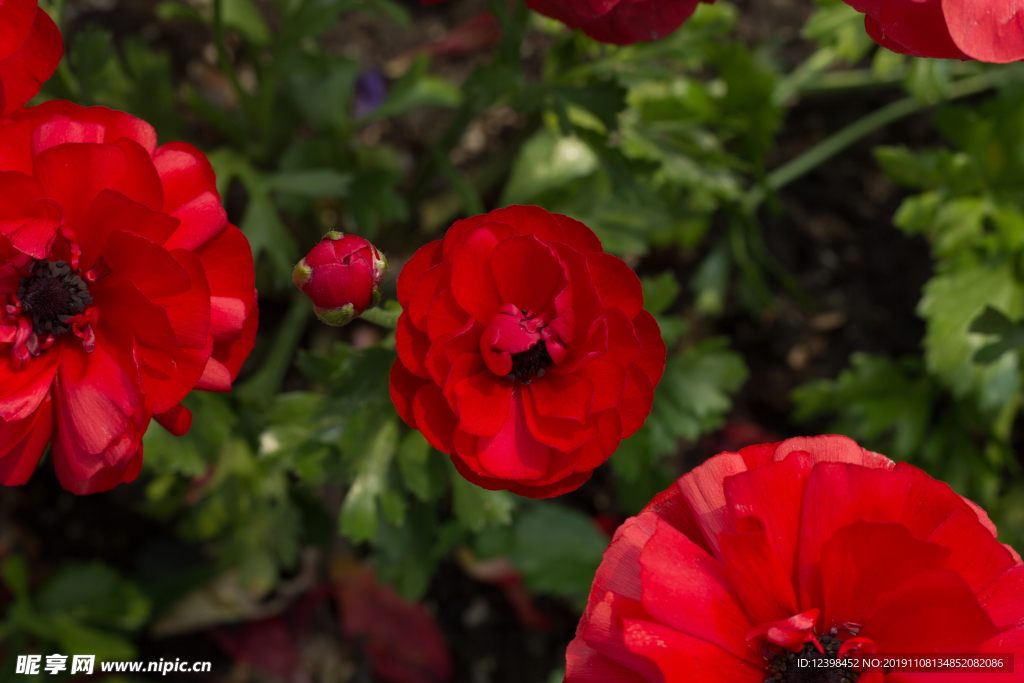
[
  {"xmin": 506, "ymin": 339, "xmax": 553, "ymax": 385},
  {"xmin": 764, "ymin": 634, "xmax": 860, "ymax": 683},
  {"xmin": 18, "ymin": 260, "xmax": 92, "ymax": 336}
]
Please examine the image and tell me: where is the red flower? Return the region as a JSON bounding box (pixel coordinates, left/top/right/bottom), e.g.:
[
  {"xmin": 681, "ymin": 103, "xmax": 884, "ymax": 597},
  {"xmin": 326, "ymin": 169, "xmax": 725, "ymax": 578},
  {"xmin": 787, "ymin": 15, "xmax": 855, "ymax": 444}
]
[
  {"xmin": 389, "ymin": 206, "xmax": 665, "ymax": 498},
  {"xmin": 293, "ymin": 231, "xmax": 386, "ymax": 326},
  {"xmin": 0, "ymin": 0, "xmax": 62, "ymax": 115},
  {"xmin": 0, "ymin": 101, "xmax": 258, "ymax": 494},
  {"xmin": 525, "ymin": 0, "xmax": 703, "ymax": 45},
  {"xmin": 847, "ymin": 0, "xmax": 1024, "ymax": 62},
  {"xmin": 565, "ymin": 435, "xmax": 1024, "ymax": 683}
]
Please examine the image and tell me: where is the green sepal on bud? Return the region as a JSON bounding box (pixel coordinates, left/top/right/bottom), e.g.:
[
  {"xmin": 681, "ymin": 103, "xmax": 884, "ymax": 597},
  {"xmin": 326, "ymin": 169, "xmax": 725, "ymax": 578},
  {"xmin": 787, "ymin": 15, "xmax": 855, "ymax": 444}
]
[{"xmin": 314, "ymin": 303, "xmax": 357, "ymax": 327}]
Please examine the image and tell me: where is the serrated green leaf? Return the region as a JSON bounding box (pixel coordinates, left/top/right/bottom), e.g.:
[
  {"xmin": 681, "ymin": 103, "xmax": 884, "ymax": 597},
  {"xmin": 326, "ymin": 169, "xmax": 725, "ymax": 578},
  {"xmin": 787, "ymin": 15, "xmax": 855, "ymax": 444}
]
[
  {"xmin": 339, "ymin": 419, "xmax": 399, "ymax": 542},
  {"xmin": 450, "ymin": 469, "xmax": 514, "ymax": 532}
]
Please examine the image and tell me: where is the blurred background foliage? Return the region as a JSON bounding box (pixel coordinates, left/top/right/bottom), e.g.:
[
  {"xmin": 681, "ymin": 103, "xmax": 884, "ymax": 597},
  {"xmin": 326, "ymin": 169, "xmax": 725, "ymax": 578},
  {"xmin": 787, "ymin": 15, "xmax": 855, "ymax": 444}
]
[{"xmin": 3, "ymin": 0, "xmax": 1024, "ymax": 679}]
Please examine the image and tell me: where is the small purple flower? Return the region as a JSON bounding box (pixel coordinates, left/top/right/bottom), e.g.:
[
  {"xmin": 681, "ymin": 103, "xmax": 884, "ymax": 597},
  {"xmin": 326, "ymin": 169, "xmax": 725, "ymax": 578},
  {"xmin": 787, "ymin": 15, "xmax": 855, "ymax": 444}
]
[{"xmin": 353, "ymin": 69, "xmax": 387, "ymax": 119}]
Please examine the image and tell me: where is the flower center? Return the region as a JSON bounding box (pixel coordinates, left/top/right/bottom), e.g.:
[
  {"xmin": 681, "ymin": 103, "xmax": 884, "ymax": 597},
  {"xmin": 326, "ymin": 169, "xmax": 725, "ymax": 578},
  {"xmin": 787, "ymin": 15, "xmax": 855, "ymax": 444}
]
[
  {"xmin": 507, "ymin": 339, "xmax": 553, "ymax": 384},
  {"xmin": 764, "ymin": 633, "xmax": 860, "ymax": 683},
  {"xmin": 18, "ymin": 260, "xmax": 92, "ymax": 336}
]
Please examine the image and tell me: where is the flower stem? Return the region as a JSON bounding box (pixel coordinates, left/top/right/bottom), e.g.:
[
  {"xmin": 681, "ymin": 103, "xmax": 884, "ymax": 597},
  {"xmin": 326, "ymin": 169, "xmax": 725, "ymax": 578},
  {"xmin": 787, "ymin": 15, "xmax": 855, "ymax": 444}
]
[
  {"xmin": 235, "ymin": 295, "xmax": 313, "ymax": 404},
  {"xmin": 359, "ymin": 305, "xmax": 401, "ymax": 329},
  {"xmin": 754, "ymin": 64, "xmax": 1024, "ymax": 206}
]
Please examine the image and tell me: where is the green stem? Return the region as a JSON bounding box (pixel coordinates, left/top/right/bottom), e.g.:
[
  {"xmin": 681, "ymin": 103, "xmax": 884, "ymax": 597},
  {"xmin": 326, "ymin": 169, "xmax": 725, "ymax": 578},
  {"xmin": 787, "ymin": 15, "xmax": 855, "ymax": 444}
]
[
  {"xmin": 212, "ymin": 0, "xmax": 256, "ymax": 127},
  {"xmin": 235, "ymin": 295, "xmax": 313, "ymax": 404},
  {"xmin": 359, "ymin": 305, "xmax": 401, "ymax": 329},
  {"xmin": 751, "ymin": 65, "xmax": 1024, "ymax": 208}
]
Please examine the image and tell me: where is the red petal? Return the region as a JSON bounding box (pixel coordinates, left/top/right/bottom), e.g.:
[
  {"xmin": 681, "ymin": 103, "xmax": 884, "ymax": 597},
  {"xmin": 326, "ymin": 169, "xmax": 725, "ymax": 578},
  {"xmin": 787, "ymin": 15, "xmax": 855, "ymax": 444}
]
[
  {"xmin": 452, "ymin": 370, "xmax": 513, "ymax": 437},
  {"xmin": 878, "ymin": 0, "xmax": 965, "ymax": 59},
  {"xmin": 820, "ymin": 520, "xmax": 950, "ymax": 629},
  {"xmin": 476, "ymin": 388, "xmax": 550, "ymax": 480},
  {"xmin": 389, "ymin": 359, "xmax": 429, "ymax": 427},
  {"xmin": 79, "ymin": 189, "xmax": 180, "ymax": 272},
  {"xmin": 408, "ymin": 262, "xmax": 448, "ymax": 332},
  {"xmin": 154, "ymin": 403, "xmax": 193, "ymax": 436},
  {"xmin": 92, "ymin": 274, "xmax": 180, "ymax": 350},
  {"xmin": 0, "ymin": 343, "xmax": 60, "ymax": 421},
  {"xmin": 676, "ymin": 451, "xmax": 749, "ymax": 558},
  {"xmin": 722, "ymin": 452, "xmax": 815, "ymax": 591},
  {"xmin": 441, "ymin": 212, "xmax": 515, "ymax": 259},
  {"xmin": 943, "ymin": 0, "xmax": 1024, "ymax": 62},
  {"xmin": 623, "ymin": 618, "xmax": 764, "ymax": 683},
  {"xmin": 209, "ymin": 294, "xmax": 257, "ymax": 381},
  {"xmin": 33, "ymin": 143, "xmax": 130, "ymax": 231},
  {"xmin": 618, "ymin": 364, "xmax": 653, "ymax": 438},
  {"xmin": 578, "ymin": 0, "xmax": 700, "ymax": 45},
  {"xmin": 52, "ymin": 334, "xmax": 143, "ymax": 478},
  {"xmin": 575, "ymin": 409, "xmax": 621, "ymax": 470},
  {"xmin": 194, "ymin": 224, "xmax": 255, "ymax": 310},
  {"xmin": 0, "ymin": 0, "xmax": 35, "ymax": 62},
  {"xmin": 522, "ymin": 386, "xmax": 598, "ymax": 453},
  {"xmin": 489, "ymin": 234, "xmax": 568, "ymax": 315},
  {"xmin": 926, "ymin": 507, "xmax": 1018, "ymax": 592},
  {"xmin": 396, "ymin": 240, "xmax": 442, "ymax": 308},
  {"xmin": 412, "ymin": 382, "xmax": 457, "ymax": 454},
  {"xmin": 565, "ymin": 635, "xmax": 652, "ymax": 683},
  {"xmin": 631, "ymin": 310, "xmax": 666, "ymax": 386},
  {"xmin": 528, "ymin": 370, "xmax": 594, "ymax": 423},
  {"xmin": 450, "ymin": 226, "xmax": 503, "ymax": 323},
  {"xmin": 396, "ymin": 312, "xmax": 432, "ymax": 378},
  {"xmin": 0, "ymin": 8, "xmax": 62, "ymax": 116},
  {"xmin": 152, "ymin": 142, "xmax": 218, "ymax": 214},
  {"xmin": 581, "ymin": 593, "xmax": 666, "ymax": 681},
  {"xmin": 101, "ymin": 229, "xmax": 191, "ymax": 298},
  {"xmin": 797, "ymin": 463, "xmax": 916, "ymax": 614},
  {"xmin": 638, "ymin": 519, "xmax": 757, "ymax": 661},
  {"xmin": 449, "ymin": 450, "xmax": 513, "ymax": 491},
  {"xmin": 978, "ymin": 565, "xmax": 1024, "ymax": 629},
  {"xmin": 859, "ymin": 569, "xmax": 999, "ymax": 652},
  {"xmin": 163, "ymin": 191, "xmax": 228, "ymax": 251},
  {"xmin": 113, "ymin": 137, "xmax": 163, "ymax": 211},
  {"xmin": 719, "ymin": 516, "xmax": 800, "ymax": 627},
  {"xmin": 426, "ymin": 287, "xmax": 470, "ymax": 339},
  {"xmin": 195, "ymin": 357, "xmax": 233, "ymax": 392},
  {"xmin": 0, "ymin": 395, "xmax": 52, "ymax": 485},
  {"xmin": 587, "ymin": 252, "xmax": 643, "ymax": 319}
]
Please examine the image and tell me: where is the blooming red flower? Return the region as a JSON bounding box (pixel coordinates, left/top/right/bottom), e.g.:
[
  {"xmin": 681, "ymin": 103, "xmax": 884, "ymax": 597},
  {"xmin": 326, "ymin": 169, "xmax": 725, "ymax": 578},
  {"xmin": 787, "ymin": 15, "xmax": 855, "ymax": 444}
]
[
  {"xmin": 847, "ymin": 0, "xmax": 1024, "ymax": 62},
  {"xmin": 293, "ymin": 231, "xmax": 386, "ymax": 327},
  {"xmin": 0, "ymin": 101, "xmax": 258, "ymax": 493},
  {"xmin": 525, "ymin": 0, "xmax": 703, "ymax": 45},
  {"xmin": 0, "ymin": 0, "xmax": 62, "ymax": 115},
  {"xmin": 565, "ymin": 435, "xmax": 1024, "ymax": 683},
  {"xmin": 389, "ymin": 206, "xmax": 665, "ymax": 498}
]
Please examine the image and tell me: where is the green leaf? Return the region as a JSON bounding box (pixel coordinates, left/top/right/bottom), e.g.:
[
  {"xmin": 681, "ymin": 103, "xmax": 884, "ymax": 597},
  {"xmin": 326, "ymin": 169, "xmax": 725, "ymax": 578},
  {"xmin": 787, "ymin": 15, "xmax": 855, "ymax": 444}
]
[
  {"xmin": 501, "ymin": 131, "xmax": 598, "ymax": 206},
  {"xmin": 2, "ymin": 555, "xmax": 28, "ymax": 599},
  {"xmin": 222, "ymin": 0, "xmax": 271, "ymax": 44},
  {"xmin": 267, "ymin": 169, "xmax": 353, "ymax": 198},
  {"xmin": 37, "ymin": 564, "xmax": 151, "ymax": 632},
  {"xmin": 646, "ymin": 338, "xmax": 748, "ymax": 454},
  {"xmin": 919, "ymin": 261, "xmax": 1024, "ymax": 413},
  {"xmin": 339, "ymin": 419, "xmax": 400, "ymax": 542},
  {"xmin": 505, "ymin": 503, "xmax": 608, "ymax": 609},
  {"xmin": 450, "ymin": 469, "xmax": 514, "ymax": 532},
  {"xmin": 369, "ymin": 57, "xmax": 461, "ymax": 120},
  {"xmin": 397, "ymin": 431, "xmax": 447, "ymax": 502},
  {"xmin": 970, "ymin": 306, "xmax": 1024, "ymax": 364},
  {"xmin": 641, "ymin": 271, "xmax": 681, "ymax": 316}
]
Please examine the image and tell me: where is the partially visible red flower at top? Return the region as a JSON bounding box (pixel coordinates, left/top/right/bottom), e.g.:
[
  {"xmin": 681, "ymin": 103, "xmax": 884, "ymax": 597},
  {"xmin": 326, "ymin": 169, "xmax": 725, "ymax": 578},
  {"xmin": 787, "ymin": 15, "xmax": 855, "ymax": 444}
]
[
  {"xmin": 565, "ymin": 435, "xmax": 1024, "ymax": 683},
  {"xmin": 526, "ymin": 0, "xmax": 704, "ymax": 45},
  {"xmin": 0, "ymin": 101, "xmax": 258, "ymax": 493},
  {"xmin": 846, "ymin": 0, "xmax": 1024, "ymax": 62},
  {"xmin": 389, "ymin": 205, "xmax": 665, "ymax": 499},
  {"xmin": 0, "ymin": 0, "xmax": 62, "ymax": 115}
]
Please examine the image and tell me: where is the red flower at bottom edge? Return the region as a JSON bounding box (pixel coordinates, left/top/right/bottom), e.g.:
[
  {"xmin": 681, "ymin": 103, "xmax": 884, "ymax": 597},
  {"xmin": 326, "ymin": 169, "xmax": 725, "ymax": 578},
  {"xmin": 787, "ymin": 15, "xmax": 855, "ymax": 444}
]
[{"xmin": 566, "ymin": 435, "xmax": 1024, "ymax": 683}]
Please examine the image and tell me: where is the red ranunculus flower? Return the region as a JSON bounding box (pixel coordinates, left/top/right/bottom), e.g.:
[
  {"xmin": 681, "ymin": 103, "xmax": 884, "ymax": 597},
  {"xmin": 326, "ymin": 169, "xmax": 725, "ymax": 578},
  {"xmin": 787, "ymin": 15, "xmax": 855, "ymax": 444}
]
[
  {"xmin": 0, "ymin": 0, "xmax": 62, "ymax": 115},
  {"xmin": 0, "ymin": 101, "xmax": 258, "ymax": 494},
  {"xmin": 389, "ymin": 206, "xmax": 666, "ymax": 499},
  {"xmin": 525, "ymin": 0, "xmax": 703, "ymax": 45},
  {"xmin": 293, "ymin": 231, "xmax": 387, "ymax": 327},
  {"xmin": 847, "ymin": 0, "xmax": 1024, "ymax": 62},
  {"xmin": 566, "ymin": 434, "xmax": 1024, "ymax": 683}
]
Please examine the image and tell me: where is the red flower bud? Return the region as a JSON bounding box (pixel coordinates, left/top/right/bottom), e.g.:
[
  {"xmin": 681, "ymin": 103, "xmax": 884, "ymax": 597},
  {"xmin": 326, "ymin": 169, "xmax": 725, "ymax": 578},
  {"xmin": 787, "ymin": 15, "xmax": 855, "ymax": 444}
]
[{"xmin": 293, "ymin": 232, "xmax": 387, "ymax": 326}]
